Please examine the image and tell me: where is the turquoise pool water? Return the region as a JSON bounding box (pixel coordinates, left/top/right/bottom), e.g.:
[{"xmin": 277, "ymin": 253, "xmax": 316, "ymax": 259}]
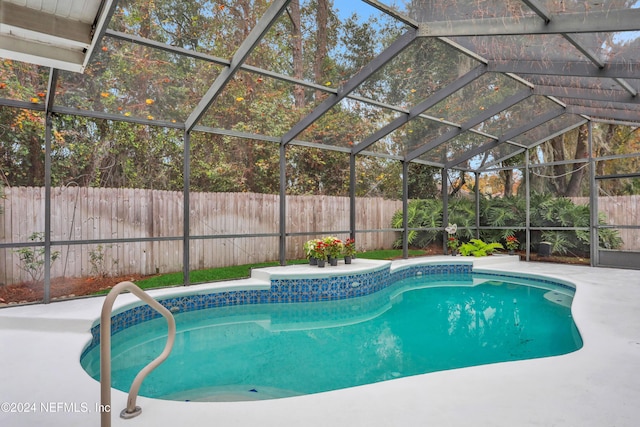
[{"xmin": 81, "ymin": 273, "xmax": 582, "ymax": 401}]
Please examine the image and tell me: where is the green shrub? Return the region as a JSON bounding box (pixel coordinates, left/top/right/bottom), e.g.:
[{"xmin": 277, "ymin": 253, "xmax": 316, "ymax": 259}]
[
  {"xmin": 391, "ymin": 199, "xmax": 442, "ymax": 248},
  {"xmin": 391, "ymin": 191, "xmax": 623, "ymax": 255},
  {"xmin": 458, "ymin": 239, "xmax": 504, "ymax": 257},
  {"xmin": 529, "ymin": 193, "xmax": 622, "ymax": 254},
  {"xmin": 448, "ymin": 197, "xmax": 476, "ymax": 241},
  {"xmin": 13, "ymin": 232, "xmax": 60, "ymax": 283}
]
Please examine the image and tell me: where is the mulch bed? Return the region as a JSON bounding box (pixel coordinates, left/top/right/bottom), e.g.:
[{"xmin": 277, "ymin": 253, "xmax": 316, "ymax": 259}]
[{"xmin": 0, "ymin": 274, "xmax": 150, "ymax": 305}]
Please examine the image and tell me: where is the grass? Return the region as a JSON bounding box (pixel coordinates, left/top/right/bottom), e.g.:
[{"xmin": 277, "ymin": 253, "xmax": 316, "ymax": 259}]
[{"xmin": 95, "ymin": 248, "xmax": 427, "ymax": 294}]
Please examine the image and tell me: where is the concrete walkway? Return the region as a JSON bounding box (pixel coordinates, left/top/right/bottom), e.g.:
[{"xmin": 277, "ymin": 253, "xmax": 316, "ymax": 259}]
[{"xmin": 1, "ymin": 258, "xmax": 639, "ymax": 427}]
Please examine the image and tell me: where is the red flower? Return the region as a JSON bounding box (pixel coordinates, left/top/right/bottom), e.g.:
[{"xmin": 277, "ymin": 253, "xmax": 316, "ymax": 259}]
[{"xmin": 505, "ymin": 235, "xmax": 519, "ymax": 250}]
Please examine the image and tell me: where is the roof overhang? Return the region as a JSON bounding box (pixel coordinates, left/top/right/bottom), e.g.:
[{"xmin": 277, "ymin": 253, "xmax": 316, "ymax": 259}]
[{"xmin": 0, "ymin": 0, "xmax": 113, "ymax": 73}]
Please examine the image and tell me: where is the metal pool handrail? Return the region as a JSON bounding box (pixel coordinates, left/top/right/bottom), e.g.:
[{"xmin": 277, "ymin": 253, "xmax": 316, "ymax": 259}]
[{"xmin": 100, "ymin": 281, "xmax": 176, "ymax": 427}]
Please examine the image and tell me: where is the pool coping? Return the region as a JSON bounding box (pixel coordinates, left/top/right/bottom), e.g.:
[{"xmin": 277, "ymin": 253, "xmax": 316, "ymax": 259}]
[{"xmin": 1, "ymin": 255, "xmax": 640, "ymax": 427}]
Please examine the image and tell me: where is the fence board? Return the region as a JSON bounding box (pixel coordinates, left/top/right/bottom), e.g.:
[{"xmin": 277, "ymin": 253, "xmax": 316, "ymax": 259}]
[{"xmin": 573, "ymin": 195, "xmax": 640, "ymax": 251}]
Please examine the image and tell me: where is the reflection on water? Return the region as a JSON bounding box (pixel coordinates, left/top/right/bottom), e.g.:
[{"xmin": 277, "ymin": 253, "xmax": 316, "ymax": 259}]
[{"xmin": 82, "ymin": 274, "xmax": 582, "ymax": 401}]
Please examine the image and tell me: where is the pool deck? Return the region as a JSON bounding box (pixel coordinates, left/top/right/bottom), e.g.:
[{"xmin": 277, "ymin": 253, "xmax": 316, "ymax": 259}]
[{"xmin": 1, "ymin": 256, "xmax": 640, "ymax": 427}]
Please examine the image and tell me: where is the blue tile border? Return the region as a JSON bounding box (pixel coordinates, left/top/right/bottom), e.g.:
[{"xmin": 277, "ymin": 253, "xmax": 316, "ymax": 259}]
[{"xmin": 81, "ymin": 262, "xmax": 571, "ymax": 359}]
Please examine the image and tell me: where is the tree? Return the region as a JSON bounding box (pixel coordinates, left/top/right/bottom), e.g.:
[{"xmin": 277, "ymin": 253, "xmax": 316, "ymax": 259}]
[
  {"xmin": 407, "ymin": 163, "xmax": 439, "ymax": 199},
  {"xmin": 0, "ymin": 107, "xmax": 45, "ymax": 186},
  {"xmin": 313, "ymin": 0, "xmax": 330, "ymax": 100},
  {"xmin": 286, "ymin": 146, "xmax": 349, "ymax": 195},
  {"xmin": 593, "ymin": 124, "xmax": 640, "ymax": 196},
  {"xmin": 529, "ymin": 123, "xmax": 637, "ymax": 198},
  {"xmin": 541, "ymin": 124, "xmax": 589, "ymax": 197}
]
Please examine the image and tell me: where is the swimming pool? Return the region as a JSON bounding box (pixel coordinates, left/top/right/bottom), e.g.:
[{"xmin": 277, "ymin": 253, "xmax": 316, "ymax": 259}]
[{"xmin": 81, "ymin": 260, "xmax": 582, "ymax": 402}]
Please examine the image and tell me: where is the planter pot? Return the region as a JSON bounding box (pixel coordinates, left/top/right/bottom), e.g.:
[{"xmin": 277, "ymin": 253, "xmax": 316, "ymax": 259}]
[
  {"xmin": 330, "ymin": 257, "xmax": 338, "ymax": 266},
  {"xmin": 309, "ymin": 257, "xmax": 318, "ymax": 265},
  {"xmin": 317, "ymin": 259, "xmax": 326, "ymax": 268},
  {"xmin": 344, "ymin": 256, "xmax": 352, "ymax": 264},
  {"xmin": 451, "ymin": 250, "xmax": 457, "ymax": 256},
  {"xmin": 539, "ymin": 242, "xmax": 552, "ymax": 257},
  {"xmin": 508, "ymin": 250, "xmax": 515, "ymax": 255}
]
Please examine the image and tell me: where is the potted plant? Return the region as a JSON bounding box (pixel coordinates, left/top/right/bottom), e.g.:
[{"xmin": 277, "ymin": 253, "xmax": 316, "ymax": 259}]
[
  {"xmin": 445, "ymin": 223, "xmax": 459, "ymax": 255},
  {"xmin": 325, "ymin": 237, "xmax": 344, "ymax": 266},
  {"xmin": 505, "ymin": 235, "xmax": 519, "ymax": 255},
  {"xmin": 310, "ymin": 240, "xmax": 329, "ymax": 267},
  {"xmin": 447, "ymin": 236, "xmax": 460, "ymax": 255},
  {"xmin": 343, "ymin": 238, "xmax": 356, "ymax": 264},
  {"xmin": 304, "ymin": 239, "xmax": 320, "ymax": 265}
]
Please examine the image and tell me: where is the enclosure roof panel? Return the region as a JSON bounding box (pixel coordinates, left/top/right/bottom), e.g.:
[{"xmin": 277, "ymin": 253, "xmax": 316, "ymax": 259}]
[
  {"xmin": 55, "ymin": 37, "xmax": 223, "ymax": 123},
  {"xmin": 244, "ymin": 0, "xmax": 408, "ymax": 89},
  {"xmin": 512, "ymin": 113, "xmax": 587, "ymax": 148},
  {"xmin": 107, "ymin": 0, "xmax": 275, "ymax": 61},
  {"xmin": 197, "ymin": 70, "xmax": 330, "ymax": 138},
  {"xmin": 376, "ymin": 0, "xmax": 539, "ymax": 22},
  {"xmin": 450, "ymin": 34, "xmax": 590, "ymax": 62}
]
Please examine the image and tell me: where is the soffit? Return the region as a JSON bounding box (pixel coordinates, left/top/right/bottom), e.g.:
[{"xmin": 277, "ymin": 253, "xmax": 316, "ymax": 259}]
[{"xmin": 0, "ymin": 0, "xmax": 112, "ymax": 72}]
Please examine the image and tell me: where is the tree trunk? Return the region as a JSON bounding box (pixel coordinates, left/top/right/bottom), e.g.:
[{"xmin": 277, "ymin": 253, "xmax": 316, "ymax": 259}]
[
  {"xmin": 288, "ymin": 1, "xmax": 306, "ymax": 108},
  {"xmin": 449, "ymin": 171, "xmax": 467, "ymax": 196},
  {"xmin": 28, "ymin": 135, "xmax": 44, "ymax": 186},
  {"xmin": 314, "ymin": 0, "xmax": 329, "ymax": 101},
  {"xmin": 550, "ymin": 135, "xmax": 566, "ymax": 194},
  {"xmin": 138, "ymin": 2, "xmax": 151, "ymax": 39},
  {"xmin": 564, "ymin": 124, "xmax": 588, "ymax": 197},
  {"xmin": 502, "ymin": 169, "xmax": 513, "ymax": 197},
  {"xmin": 595, "ymin": 124, "xmax": 616, "ymax": 177}
]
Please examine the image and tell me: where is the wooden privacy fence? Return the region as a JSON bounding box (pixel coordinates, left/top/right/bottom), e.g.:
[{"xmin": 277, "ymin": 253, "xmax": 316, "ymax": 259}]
[
  {"xmin": 2, "ymin": 188, "xmax": 637, "ymax": 285},
  {"xmin": 0, "ymin": 187, "xmax": 402, "ymax": 285},
  {"xmin": 571, "ymin": 195, "xmax": 640, "ymax": 251}
]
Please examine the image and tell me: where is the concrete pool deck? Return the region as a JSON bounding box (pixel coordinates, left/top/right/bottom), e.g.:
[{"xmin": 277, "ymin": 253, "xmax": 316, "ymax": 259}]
[{"xmin": 1, "ymin": 256, "xmax": 639, "ymax": 427}]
